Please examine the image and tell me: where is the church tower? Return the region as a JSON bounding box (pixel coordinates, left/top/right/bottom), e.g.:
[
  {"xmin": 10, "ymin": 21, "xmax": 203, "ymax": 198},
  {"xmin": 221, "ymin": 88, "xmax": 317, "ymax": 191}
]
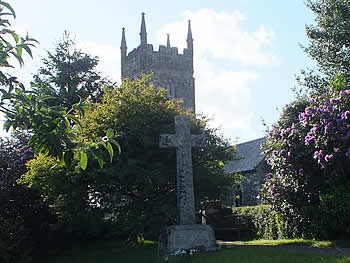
[{"xmin": 120, "ymin": 13, "xmax": 196, "ymax": 113}]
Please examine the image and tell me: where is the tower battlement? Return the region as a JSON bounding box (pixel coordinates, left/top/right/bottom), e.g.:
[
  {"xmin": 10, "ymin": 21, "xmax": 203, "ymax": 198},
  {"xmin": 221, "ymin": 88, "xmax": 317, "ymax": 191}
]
[{"xmin": 121, "ymin": 13, "xmax": 195, "ymax": 112}]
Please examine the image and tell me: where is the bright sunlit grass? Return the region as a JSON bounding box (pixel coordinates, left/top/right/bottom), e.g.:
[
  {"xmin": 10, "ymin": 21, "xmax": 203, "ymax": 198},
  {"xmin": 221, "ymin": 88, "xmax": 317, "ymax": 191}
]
[{"xmin": 229, "ymin": 238, "xmax": 333, "ymax": 247}]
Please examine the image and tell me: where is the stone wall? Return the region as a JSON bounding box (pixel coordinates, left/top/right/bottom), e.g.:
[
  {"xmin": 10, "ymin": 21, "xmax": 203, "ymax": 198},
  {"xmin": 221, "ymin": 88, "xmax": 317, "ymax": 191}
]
[
  {"xmin": 240, "ymin": 161, "xmax": 268, "ymax": 206},
  {"xmin": 122, "ymin": 42, "xmax": 195, "ymax": 112}
]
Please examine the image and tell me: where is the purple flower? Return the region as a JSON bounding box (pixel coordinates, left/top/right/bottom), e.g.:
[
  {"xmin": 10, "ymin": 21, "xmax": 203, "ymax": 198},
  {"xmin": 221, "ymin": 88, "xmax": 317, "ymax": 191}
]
[
  {"xmin": 313, "ymin": 150, "xmax": 324, "ymax": 160},
  {"xmin": 310, "ymin": 124, "xmax": 319, "ymax": 133},
  {"xmin": 305, "ymin": 134, "xmax": 315, "ymax": 145},
  {"xmin": 324, "ymin": 123, "xmax": 332, "ymax": 133},
  {"xmin": 324, "ymin": 154, "xmax": 334, "ymax": 162},
  {"xmin": 341, "ymin": 111, "xmax": 350, "ymax": 120},
  {"xmin": 334, "ymin": 148, "xmax": 341, "ymax": 153},
  {"xmin": 330, "ymin": 98, "xmax": 339, "ymax": 104},
  {"xmin": 305, "ymin": 107, "xmax": 313, "ymax": 116}
]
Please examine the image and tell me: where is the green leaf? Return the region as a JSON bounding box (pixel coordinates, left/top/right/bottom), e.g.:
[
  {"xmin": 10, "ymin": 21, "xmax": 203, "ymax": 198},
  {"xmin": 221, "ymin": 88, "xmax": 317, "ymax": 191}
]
[
  {"xmin": 0, "ymin": 1, "xmax": 16, "ymax": 18},
  {"xmin": 108, "ymin": 138, "xmax": 121, "ymax": 154},
  {"xmin": 10, "ymin": 31, "xmax": 19, "ymax": 43},
  {"xmin": 20, "ymin": 43, "xmax": 33, "ymax": 57},
  {"xmin": 106, "ymin": 128, "xmax": 114, "ymax": 139},
  {"xmin": 63, "ymin": 151, "xmax": 73, "ymax": 167},
  {"xmin": 9, "ymin": 51, "xmax": 23, "ymax": 66},
  {"xmin": 95, "ymin": 153, "xmax": 104, "ymax": 168},
  {"xmin": 106, "ymin": 142, "xmax": 114, "ymax": 162},
  {"xmin": 16, "ymin": 46, "xmax": 22, "ymax": 57},
  {"xmin": 90, "ymin": 148, "xmax": 104, "ymax": 168},
  {"xmin": 80, "ymin": 151, "xmax": 88, "ymax": 170}
]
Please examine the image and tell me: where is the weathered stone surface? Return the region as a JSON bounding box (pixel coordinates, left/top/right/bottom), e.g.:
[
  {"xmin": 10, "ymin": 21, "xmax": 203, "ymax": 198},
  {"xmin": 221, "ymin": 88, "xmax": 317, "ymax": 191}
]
[
  {"xmin": 158, "ymin": 224, "xmax": 217, "ymax": 255},
  {"xmin": 160, "ymin": 115, "xmax": 205, "ymax": 225},
  {"xmin": 120, "ymin": 13, "xmax": 195, "ymax": 113},
  {"xmin": 158, "ymin": 115, "xmax": 217, "ymax": 255}
]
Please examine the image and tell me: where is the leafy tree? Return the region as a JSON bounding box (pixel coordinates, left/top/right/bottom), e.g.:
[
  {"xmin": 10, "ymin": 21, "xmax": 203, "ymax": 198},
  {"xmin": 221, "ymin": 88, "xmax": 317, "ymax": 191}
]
[
  {"xmin": 19, "ymin": 75, "xmax": 236, "ymax": 240},
  {"xmin": 298, "ymin": 0, "xmax": 350, "ymax": 94},
  {"xmin": 0, "ymin": 3, "xmax": 57, "ymax": 262},
  {"xmin": 0, "ymin": 0, "xmax": 37, "ymax": 110},
  {"xmin": 34, "ymin": 32, "xmax": 109, "ymax": 109},
  {"xmin": 1, "ymin": 31, "xmax": 118, "ymax": 169}
]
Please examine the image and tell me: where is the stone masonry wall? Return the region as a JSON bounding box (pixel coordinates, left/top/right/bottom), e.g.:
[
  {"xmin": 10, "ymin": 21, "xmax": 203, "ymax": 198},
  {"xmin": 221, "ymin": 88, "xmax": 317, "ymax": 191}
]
[
  {"xmin": 240, "ymin": 161, "xmax": 268, "ymax": 206},
  {"xmin": 122, "ymin": 43, "xmax": 195, "ymax": 112}
]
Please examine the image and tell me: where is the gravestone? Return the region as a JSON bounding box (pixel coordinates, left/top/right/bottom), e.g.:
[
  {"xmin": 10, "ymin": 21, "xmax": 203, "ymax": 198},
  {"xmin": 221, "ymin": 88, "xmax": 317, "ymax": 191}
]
[{"xmin": 158, "ymin": 115, "xmax": 216, "ymax": 255}]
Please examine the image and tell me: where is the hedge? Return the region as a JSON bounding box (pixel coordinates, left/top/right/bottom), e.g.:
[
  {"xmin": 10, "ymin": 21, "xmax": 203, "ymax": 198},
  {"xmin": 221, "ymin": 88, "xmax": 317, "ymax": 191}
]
[{"xmin": 232, "ymin": 205, "xmax": 286, "ymax": 240}]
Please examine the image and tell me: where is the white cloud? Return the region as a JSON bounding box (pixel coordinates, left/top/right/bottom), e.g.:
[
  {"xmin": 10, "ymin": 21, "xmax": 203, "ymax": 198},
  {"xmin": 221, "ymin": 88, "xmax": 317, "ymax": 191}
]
[
  {"xmin": 77, "ymin": 41, "xmax": 121, "ymax": 84},
  {"xmin": 156, "ymin": 8, "xmax": 278, "ymax": 67},
  {"xmin": 45, "ymin": 8, "xmax": 278, "ymax": 143},
  {"xmin": 195, "ymin": 56, "xmax": 258, "ymax": 141},
  {"xmin": 155, "ymin": 8, "xmax": 277, "ymax": 142}
]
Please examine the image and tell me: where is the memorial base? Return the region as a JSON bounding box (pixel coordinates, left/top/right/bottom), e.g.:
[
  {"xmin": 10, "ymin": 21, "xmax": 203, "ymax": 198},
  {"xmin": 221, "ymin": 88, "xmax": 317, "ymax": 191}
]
[{"xmin": 158, "ymin": 224, "xmax": 217, "ymax": 255}]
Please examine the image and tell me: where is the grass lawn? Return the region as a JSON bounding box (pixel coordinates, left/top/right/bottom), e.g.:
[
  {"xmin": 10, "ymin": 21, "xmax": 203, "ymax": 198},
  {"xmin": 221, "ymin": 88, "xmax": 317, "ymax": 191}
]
[
  {"xmin": 42, "ymin": 239, "xmax": 350, "ymax": 263},
  {"xmin": 227, "ymin": 239, "xmax": 334, "ymax": 247}
]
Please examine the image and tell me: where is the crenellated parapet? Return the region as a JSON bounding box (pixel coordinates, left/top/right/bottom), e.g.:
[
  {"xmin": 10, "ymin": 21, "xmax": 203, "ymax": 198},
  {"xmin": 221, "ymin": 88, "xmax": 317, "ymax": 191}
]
[{"xmin": 121, "ymin": 13, "xmax": 195, "ymax": 113}]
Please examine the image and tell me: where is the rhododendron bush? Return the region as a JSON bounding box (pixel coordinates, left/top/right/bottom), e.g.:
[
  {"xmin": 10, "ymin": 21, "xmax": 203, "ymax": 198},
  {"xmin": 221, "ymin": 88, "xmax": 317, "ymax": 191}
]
[{"xmin": 262, "ymin": 78, "xmax": 350, "ymax": 239}]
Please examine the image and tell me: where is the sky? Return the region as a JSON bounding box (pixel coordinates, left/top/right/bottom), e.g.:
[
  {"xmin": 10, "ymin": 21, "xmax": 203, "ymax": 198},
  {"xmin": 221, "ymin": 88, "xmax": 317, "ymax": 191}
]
[{"xmin": 1, "ymin": 0, "xmax": 316, "ymax": 144}]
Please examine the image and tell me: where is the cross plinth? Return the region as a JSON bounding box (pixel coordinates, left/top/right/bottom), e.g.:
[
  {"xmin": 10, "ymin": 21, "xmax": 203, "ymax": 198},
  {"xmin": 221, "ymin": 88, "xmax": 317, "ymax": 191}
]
[{"xmin": 160, "ymin": 115, "xmax": 206, "ymax": 225}]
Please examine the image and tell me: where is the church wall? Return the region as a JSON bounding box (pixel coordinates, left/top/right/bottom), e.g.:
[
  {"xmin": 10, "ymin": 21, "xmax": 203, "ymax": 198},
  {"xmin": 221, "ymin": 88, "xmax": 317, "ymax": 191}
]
[{"xmin": 240, "ymin": 161, "xmax": 268, "ymax": 206}]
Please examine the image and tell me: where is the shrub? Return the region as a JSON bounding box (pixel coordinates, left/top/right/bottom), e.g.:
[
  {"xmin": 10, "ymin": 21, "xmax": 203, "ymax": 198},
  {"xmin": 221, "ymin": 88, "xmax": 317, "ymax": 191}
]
[
  {"xmin": 262, "ymin": 76, "xmax": 350, "ymax": 239},
  {"xmin": 232, "ymin": 205, "xmax": 283, "ymax": 240},
  {"xmin": 0, "ymin": 134, "xmax": 56, "ymax": 263}
]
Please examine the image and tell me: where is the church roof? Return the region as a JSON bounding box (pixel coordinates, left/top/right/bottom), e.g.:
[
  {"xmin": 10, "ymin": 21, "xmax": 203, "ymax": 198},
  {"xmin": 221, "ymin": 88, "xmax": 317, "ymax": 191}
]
[{"xmin": 224, "ymin": 137, "xmax": 266, "ymax": 174}]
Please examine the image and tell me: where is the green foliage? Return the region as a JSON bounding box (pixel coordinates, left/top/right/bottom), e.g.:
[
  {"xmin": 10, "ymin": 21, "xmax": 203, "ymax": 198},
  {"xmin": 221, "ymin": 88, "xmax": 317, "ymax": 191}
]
[
  {"xmin": 317, "ymin": 184, "xmax": 350, "ymax": 239},
  {"xmin": 2, "ymin": 83, "xmax": 119, "ymax": 169},
  {"xmin": 0, "ymin": 30, "xmax": 118, "ymax": 169},
  {"xmin": 18, "ymin": 155, "xmax": 116, "ymax": 239},
  {"xmin": 19, "ymin": 75, "xmax": 235, "ymax": 241},
  {"xmin": 265, "ymin": 0, "xmax": 350, "ymax": 240},
  {"xmin": 330, "ymin": 73, "xmax": 348, "ymax": 94},
  {"xmin": 34, "ymin": 31, "xmax": 109, "ymax": 108},
  {"xmin": 0, "ymin": 1, "xmax": 38, "ymax": 70},
  {"xmin": 0, "ymin": 0, "xmax": 38, "ymax": 106},
  {"xmin": 263, "ymin": 76, "xmax": 350, "ymax": 239},
  {"xmin": 0, "ymin": 185, "xmax": 54, "ymax": 263},
  {"xmin": 79, "ymin": 75, "xmax": 235, "ymax": 239},
  {"xmin": 297, "ymin": 0, "xmax": 350, "ymax": 95},
  {"xmin": 0, "ymin": 133, "xmax": 55, "ymax": 263},
  {"xmin": 232, "ymin": 205, "xmax": 282, "ymax": 240}
]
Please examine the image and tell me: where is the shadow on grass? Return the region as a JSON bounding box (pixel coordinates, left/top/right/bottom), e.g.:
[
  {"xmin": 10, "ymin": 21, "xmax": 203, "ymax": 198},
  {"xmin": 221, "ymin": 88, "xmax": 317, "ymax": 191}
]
[{"xmin": 41, "ymin": 238, "xmax": 350, "ymax": 263}]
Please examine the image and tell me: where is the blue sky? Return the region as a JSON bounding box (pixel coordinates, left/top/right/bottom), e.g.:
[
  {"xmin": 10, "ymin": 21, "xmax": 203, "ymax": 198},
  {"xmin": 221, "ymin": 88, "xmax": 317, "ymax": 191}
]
[{"xmin": 1, "ymin": 0, "xmax": 316, "ymax": 143}]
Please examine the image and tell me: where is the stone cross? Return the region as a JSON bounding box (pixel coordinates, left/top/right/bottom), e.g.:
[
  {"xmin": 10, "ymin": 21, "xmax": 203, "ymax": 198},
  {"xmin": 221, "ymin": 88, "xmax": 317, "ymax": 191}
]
[{"xmin": 160, "ymin": 115, "xmax": 206, "ymax": 225}]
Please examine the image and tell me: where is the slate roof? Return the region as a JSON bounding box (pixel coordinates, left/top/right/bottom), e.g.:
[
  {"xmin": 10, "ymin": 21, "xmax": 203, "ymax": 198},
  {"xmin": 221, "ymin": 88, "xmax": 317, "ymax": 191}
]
[{"xmin": 224, "ymin": 137, "xmax": 266, "ymax": 174}]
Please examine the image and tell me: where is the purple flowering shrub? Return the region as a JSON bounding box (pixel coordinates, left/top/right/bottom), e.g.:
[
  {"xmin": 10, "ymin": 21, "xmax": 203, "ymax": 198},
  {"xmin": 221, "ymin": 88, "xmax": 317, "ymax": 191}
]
[
  {"xmin": 0, "ymin": 133, "xmax": 34, "ymax": 188},
  {"xmin": 299, "ymin": 89, "xmax": 350, "ymax": 170},
  {"xmin": 0, "ymin": 133, "xmax": 55, "ymax": 262},
  {"xmin": 262, "ymin": 80, "xmax": 350, "ymax": 239}
]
